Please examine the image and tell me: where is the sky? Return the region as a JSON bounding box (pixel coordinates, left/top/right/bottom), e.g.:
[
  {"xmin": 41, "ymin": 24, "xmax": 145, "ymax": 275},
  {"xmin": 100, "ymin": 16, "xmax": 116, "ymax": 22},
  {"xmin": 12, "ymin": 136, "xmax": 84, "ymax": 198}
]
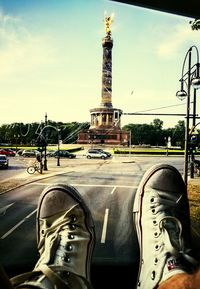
[{"xmin": 0, "ymin": 0, "xmax": 199, "ymax": 129}]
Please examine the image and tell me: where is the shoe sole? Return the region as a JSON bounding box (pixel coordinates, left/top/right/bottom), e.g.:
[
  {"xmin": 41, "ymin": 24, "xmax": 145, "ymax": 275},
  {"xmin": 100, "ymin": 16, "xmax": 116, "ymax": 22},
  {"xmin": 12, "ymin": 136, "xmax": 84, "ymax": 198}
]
[{"xmin": 36, "ymin": 183, "xmax": 95, "ymax": 281}]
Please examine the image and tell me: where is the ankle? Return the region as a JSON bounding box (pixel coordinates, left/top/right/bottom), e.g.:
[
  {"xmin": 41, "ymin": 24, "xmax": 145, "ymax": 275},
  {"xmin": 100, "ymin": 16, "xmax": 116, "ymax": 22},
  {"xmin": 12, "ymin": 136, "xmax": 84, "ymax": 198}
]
[
  {"xmin": 158, "ymin": 273, "xmax": 193, "ymax": 289},
  {"xmin": 193, "ymin": 267, "xmax": 200, "ymax": 288}
]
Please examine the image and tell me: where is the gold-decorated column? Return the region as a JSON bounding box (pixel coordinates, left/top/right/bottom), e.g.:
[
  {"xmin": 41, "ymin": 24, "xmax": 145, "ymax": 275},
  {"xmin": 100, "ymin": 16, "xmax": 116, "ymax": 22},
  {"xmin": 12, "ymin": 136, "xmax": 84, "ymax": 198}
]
[{"xmin": 101, "ymin": 14, "xmax": 114, "ymax": 108}]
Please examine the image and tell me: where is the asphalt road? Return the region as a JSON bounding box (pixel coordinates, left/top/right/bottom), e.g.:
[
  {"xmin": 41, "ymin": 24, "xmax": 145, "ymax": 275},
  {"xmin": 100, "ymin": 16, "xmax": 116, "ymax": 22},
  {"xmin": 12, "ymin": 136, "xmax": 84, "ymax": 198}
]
[
  {"xmin": 0, "ymin": 156, "xmax": 28, "ymax": 181},
  {"xmin": 0, "ymin": 155, "xmax": 184, "ymax": 288}
]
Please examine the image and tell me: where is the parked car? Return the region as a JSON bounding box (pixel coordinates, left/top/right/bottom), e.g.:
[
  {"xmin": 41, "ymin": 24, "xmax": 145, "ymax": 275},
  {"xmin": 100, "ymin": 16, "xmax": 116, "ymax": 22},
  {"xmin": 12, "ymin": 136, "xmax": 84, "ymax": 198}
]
[
  {"xmin": 90, "ymin": 148, "xmax": 112, "ymax": 157},
  {"xmin": 86, "ymin": 149, "xmax": 108, "ymax": 159},
  {"xmin": 0, "ymin": 148, "xmax": 16, "ymax": 157},
  {"xmin": 21, "ymin": 149, "xmax": 38, "ymax": 157},
  {"xmin": 16, "ymin": 149, "xmax": 23, "ymax": 156},
  {"xmin": 46, "ymin": 150, "xmax": 56, "ymax": 157},
  {"xmin": 0, "ymin": 155, "xmax": 9, "ymax": 168},
  {"xmin": 53, "ymin": 150, "xmax": 76, "ymax": 159}
]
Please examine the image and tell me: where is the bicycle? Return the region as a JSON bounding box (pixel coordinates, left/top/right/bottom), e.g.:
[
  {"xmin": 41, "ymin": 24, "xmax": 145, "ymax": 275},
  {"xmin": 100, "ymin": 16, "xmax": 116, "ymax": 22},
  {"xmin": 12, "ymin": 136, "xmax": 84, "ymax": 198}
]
[{"xmin": 27, "ymin": 161, "xmax": 43, "ymax": 174}]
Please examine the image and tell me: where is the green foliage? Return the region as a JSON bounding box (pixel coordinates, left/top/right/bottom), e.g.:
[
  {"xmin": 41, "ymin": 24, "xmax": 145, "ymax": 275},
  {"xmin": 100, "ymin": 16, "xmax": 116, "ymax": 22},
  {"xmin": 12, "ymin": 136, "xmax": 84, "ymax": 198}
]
[
  {"xmin": 151, "ymin": 118, "xmax": 163, "ymax": 130},
  {"xmin": 0, "ymin": 118, "xmax": 189, "ymax": 148},
  {"xmin": 0, "ymin": 121, "xmax": 90, "ymax": 146},
  {"xmin": 190, "ymin": 19, "xmax": 200, "ymax": 30},
  {"xmin": 123, "ymin": 118, "xmax": 186, "ymax": 147}
]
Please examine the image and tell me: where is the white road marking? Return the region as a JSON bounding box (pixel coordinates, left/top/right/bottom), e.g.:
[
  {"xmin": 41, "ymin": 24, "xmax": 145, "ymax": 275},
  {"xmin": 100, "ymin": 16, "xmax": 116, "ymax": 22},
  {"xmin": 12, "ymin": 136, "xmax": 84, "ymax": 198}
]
[
  {"xmin": 101, "ymin": 208, "xmax": 109, "ymax": 243},
  {"xmin": 30, "ymin": 182, "xmax": 137, "ymax": 189},
  {"xmin": 110, "ymin": 186, "xmax": 116, "ymax": 194},
  {"xmin": 3, "ymin": 184, "xmax": 135, "ymax": 239},
  {"xmin": 0, "ymin": 209, "xmax": 37, "ymax": 240},
  {"xmin": 0, "ymin": 203, "xmax": 15, "ymax": 215}
]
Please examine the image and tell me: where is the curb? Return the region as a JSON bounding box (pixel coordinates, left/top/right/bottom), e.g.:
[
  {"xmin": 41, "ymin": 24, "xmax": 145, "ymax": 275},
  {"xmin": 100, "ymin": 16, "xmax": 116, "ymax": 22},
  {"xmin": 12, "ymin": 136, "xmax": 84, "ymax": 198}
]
[{"xmin": 0, "ymin": 170, "xmax": 74, "ymax": 195}]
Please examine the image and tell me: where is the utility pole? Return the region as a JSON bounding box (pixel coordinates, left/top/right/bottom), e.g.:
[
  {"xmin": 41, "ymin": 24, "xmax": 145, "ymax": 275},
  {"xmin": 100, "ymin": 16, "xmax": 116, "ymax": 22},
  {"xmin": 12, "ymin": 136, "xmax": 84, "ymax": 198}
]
[
  {"xmin": 190, "ymin": 89, "xmax": 197, "ymax": 178},
  {"xmin": 43, "ymin": 112, "xmax": 48, "ymax": 171}
]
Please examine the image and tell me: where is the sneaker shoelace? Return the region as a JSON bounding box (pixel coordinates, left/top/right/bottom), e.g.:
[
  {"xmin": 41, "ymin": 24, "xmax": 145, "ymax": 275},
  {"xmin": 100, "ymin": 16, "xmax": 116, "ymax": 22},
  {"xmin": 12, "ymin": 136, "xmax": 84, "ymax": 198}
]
[
  {"xmin": 36, "ymin": 205, "xmax": 79, "ymax": 268},
  {"xmin": 158, "ymin": 216, "xmax": 198, "ymax": 267}
]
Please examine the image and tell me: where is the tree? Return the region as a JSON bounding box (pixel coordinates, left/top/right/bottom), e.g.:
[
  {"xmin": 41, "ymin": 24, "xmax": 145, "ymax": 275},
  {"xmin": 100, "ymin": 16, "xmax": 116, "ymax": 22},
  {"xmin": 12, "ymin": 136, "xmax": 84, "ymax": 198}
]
[
  {"xmin": 173, "ymin": 120, "xmax": 185, "ymax": 148},
  {"xmin": 150, "ymin": 119, "xmax": 164, "ymax": 145},
  {"xmin": 151, "ymin": 118, "xmax": 163, "ymax": 130},
  {"xmin": 123, "ymin": 123, "xmax": 157, "ymax": 145}
]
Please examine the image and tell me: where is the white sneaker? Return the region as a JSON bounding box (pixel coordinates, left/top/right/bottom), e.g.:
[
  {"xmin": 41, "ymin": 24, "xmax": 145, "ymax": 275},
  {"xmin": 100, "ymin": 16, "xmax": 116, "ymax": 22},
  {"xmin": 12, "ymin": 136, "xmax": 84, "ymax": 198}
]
[
  {"xmin": 11, "ymin": 184, "xmax": 95, "ymax": 289},
  {"xmin": 133, "ymin": 164, "xmax": 198, "ymax": 289}
]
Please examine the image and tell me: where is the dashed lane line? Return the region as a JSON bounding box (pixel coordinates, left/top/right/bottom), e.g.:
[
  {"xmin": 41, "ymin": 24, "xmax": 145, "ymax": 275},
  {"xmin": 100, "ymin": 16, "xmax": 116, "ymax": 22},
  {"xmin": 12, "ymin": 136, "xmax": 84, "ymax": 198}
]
[
  {"xmin": 101, "ymin": 208, "xmax": 109, "ymax": 243},
  {"xmin": 110, "ymin": 186, "xmax": 116, "ymax": 194},
  {"xmin": 100, "ymin": 187, "xmax": 117, "ymax": 243},
  {"xmin": 0, "ymin": 209, "xmax": 37, "ymax": 240},
  {"xmin": 1, "ymin": 184, "xmax": 135, "ymax": 240},
  {"xmin": 0, "ymin": 203, "xmax": 15, "ymax": 216}
]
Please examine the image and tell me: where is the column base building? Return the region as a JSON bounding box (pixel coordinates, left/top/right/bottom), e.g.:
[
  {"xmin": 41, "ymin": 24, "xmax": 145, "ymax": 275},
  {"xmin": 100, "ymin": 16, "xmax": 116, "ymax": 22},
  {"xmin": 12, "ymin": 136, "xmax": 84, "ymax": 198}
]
[{"xmin": 78, "ymin": 107, "xmax": 129, "ymax": 145}]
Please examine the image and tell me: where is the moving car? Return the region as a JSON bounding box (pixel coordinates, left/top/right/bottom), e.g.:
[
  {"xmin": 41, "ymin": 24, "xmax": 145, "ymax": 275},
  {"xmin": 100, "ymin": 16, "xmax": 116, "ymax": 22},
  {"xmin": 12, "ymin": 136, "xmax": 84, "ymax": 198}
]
[
  {"xmin": 53, "ymin": 150, "xmax": 76, "ymax": 159},
  {"xmin": 86, "ymin": 149, "xmax": 108, "ymax": 159},
  {"xmin": 0, "ymin": 155, "xmax": 9, "ymax": 168}
]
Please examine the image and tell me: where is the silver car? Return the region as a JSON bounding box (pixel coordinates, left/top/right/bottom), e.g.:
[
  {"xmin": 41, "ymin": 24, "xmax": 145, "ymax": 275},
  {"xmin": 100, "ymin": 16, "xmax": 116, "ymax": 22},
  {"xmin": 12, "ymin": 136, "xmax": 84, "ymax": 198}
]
[{"xmin": 86, "ymin": 149, "xmax": 108, "ymax": 159}]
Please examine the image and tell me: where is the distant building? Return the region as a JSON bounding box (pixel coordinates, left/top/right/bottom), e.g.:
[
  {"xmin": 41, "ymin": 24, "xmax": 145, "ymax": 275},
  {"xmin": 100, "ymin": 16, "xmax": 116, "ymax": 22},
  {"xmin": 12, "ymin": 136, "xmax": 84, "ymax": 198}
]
[{"xmin": 77, "ymin": 15, "xmax": 129, "ymax": 145}]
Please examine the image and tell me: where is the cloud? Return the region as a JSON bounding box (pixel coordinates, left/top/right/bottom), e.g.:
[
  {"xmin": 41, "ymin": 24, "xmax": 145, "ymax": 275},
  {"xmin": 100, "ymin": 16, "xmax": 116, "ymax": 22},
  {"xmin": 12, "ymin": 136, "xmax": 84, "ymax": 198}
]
[
  {"xmin": 156, "ymin": 22, "xmax": 200, "ymax": 58},
  {"xmin": 0, "ymin": 9, "xmax": 54, "ymax": 77}
]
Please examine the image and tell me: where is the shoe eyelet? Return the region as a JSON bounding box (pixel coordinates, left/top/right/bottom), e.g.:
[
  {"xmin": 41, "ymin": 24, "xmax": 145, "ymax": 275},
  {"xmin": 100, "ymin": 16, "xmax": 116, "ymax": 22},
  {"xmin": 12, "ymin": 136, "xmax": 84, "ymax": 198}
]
[
  {"xmin": 70, "ymin": 215, "xmax": 77, "ymax": 222},
  {"xmin": 41, "ymin": 229, "xmax": 45, "ymax": 235},
  {"xmin": 61, "ymin": 271, "xmax": 70, "ymax": 279},
  {"xmin": 151, "ymin": 271, "xmax": 156, "ymax": 280},
  {"xmin": 66, "ymin": 256, "xmax": 71, "ymax": 263},
  {"xmin": 69, "ymin": 224, "xmax": 76, "ymax": 230},
  {"xmin": 67, "ymin": 244, "xmax": 73, "ymax": 251},
  {"xmin": 154, "ymin": 258, "xmax": 158, "ymax": 264},
  {"xmin": 155, "ymin": 244, "xmax": 159, "ymax": 250},
  {"xmin": 153, "ymin": 220, "xmax": 157, "ymax": 225},
  {"xmin": 150, "ymin": 197, "xmax": 154, "ymax": 203},
  {"xmin": 152, "ymin": 209, "xmax": 156, "ymax": 214},
  {"xmin": 68, "ymin": 234, "xmax": 75, "ymax": 239},
  {"xmin": 154, "ymin": 232, "xmax": 158, "ymax": 237}
]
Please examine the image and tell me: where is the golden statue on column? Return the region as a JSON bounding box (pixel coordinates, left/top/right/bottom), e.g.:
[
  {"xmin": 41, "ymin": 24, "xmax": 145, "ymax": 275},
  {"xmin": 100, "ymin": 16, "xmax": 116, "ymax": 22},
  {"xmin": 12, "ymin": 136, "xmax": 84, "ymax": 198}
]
[{"xmin": 104, "ymin": 13, "xmax": 114, "ymax": 36}]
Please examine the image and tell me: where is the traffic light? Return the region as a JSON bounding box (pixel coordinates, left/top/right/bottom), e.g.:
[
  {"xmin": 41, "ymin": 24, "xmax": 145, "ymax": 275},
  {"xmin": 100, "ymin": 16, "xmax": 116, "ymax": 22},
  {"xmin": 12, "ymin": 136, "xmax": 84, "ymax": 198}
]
[
  {"xmin": 191, "ymin": 134, "xmax": 198, "ymax": 143},
  {"xmin": 190, "ymin": 134, "xmax": 198, "ymax": 154}
]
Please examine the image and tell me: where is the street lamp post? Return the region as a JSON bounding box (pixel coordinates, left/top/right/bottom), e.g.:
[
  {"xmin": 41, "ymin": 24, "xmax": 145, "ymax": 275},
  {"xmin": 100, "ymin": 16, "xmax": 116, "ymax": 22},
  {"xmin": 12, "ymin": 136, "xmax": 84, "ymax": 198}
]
[
  {"xmin": 176, "ymin": 46, "xmax": 200, "ymax": 187},
  {"xmin": 190, "ymin": 88, "xmax": 197, "ymax": 178},
  {"xmin": 43, "ymin": 113, "xmax": 48, "ymax": 171},
  {"xmin": 57, "ymin": 128, "xmax": 61, "ymax": 166}
]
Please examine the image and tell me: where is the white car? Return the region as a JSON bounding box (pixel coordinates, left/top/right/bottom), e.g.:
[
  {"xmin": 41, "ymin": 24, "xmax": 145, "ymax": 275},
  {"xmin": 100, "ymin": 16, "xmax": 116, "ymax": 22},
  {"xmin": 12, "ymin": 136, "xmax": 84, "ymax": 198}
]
[
  {"xmin": 86, "ymin": 149, "xmax": 108, "ymax": 159},
  {"xmin": 21, "ymin": 149, "xmax": 38, "ymax": 157}
]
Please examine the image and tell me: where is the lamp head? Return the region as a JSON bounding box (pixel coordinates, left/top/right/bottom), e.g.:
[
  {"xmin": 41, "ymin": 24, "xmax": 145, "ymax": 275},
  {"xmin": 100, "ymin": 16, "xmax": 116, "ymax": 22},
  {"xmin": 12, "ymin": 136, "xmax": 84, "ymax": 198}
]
[
  {"xmin": 191, "ymin": 63, "xmax": 200, "ymax": 89},
  {"xmin": 191, "ymin": 77, "xmax": 200, "ymax": 89},
  {"xmin": 176, "ymin": 89, "xmax": 187, "ymax": 101}
]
